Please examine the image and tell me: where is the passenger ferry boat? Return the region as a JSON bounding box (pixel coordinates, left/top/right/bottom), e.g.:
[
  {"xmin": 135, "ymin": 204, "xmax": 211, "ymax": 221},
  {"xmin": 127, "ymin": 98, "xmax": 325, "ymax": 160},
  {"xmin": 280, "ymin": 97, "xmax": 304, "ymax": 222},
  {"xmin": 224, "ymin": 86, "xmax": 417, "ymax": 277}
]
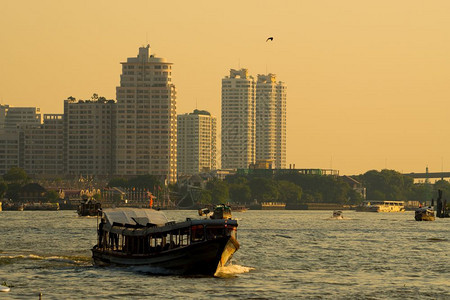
[
  {"xmin": 92, "ymin": 207, "xmax": 239, "ymax": 275},
  {"xmin": 355, "ymin": 201, "xmax": 405, "ymax": 212}
]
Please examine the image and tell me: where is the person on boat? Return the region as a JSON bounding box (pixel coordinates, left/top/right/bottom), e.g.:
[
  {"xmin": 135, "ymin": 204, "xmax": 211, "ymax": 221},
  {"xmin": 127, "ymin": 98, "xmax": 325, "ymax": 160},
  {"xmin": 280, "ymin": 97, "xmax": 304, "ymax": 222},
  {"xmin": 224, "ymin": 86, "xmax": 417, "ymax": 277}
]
[
  {"xmin": 109, "ymin": 232, "xmax": 119, "ymax": 250},
  {"xmin": 98, "ymin": 218, "xmax": 105, "ymax": 248}
]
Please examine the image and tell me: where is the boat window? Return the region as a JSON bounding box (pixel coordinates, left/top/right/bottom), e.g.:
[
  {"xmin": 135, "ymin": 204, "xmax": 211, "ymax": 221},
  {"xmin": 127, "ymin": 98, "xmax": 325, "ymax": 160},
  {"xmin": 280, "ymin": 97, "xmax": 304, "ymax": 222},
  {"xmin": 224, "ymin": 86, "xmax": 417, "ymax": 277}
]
[
  {"xmin": 178, "ymin": 228, "xmax": 190, "ymax": 246},
  {"xmin": 205, "ymin": 226, "xmax": 225, "ymax": 240},
  {"xmin": 191, "ymin": 225, "xmax": 204, "ymax": 242}
]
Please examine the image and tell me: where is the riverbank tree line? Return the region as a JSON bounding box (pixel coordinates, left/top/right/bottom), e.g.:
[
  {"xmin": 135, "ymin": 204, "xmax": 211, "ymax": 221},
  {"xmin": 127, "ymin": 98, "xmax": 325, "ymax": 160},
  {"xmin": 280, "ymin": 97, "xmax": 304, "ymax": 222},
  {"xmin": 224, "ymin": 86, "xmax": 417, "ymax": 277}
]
[
  {"xmin": 186, "ymin": 169, "xmax": 450, "ymax": 206},
  {"xmin": 2, "ymin": 167, "xmax": 449, "ymax": 206}
]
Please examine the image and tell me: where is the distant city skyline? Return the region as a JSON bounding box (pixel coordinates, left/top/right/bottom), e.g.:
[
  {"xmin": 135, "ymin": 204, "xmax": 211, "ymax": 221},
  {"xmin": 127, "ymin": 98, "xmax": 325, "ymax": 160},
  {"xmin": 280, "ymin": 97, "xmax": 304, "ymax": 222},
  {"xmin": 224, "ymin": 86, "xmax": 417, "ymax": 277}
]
[{"xmin": 1, "ymin": 1, "xmax": 450, "ymax": 175}]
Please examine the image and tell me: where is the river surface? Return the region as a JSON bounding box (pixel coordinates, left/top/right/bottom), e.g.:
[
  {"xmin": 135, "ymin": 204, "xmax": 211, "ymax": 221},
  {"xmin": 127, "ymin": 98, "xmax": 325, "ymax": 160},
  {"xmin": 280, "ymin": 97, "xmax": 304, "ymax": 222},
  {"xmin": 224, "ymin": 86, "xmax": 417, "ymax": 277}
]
[{"xmin": 0, "ymin": 210, "xmax": 449, "ymax": 299}]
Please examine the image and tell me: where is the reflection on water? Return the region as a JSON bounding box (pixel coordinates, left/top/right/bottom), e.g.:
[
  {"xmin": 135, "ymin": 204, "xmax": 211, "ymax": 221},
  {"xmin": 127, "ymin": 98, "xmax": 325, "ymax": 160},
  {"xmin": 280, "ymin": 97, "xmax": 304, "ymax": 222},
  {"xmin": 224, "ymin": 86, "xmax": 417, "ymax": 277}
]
[{"xmin": 0, "ymin": 210, "xmax": 449, "ymax": 299}]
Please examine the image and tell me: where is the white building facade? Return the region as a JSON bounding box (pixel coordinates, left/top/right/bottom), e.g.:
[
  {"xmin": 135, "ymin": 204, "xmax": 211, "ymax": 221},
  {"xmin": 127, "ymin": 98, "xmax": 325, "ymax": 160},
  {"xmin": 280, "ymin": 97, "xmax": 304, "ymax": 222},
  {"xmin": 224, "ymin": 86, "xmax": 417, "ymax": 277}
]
[
  {"xmin": 256, "ymin": 74, "xmax": 286, "ymax": 169},
  {"xmin": 177, "ymin": 110, "xmax": 216, "ymax": 176},
  {"xmin": 115, "ymin": 45, "xmax": 177, "ymax": 183},
  {"xmin": 221, "ymin": 69, "xmax": 256, "ymax": 169}
]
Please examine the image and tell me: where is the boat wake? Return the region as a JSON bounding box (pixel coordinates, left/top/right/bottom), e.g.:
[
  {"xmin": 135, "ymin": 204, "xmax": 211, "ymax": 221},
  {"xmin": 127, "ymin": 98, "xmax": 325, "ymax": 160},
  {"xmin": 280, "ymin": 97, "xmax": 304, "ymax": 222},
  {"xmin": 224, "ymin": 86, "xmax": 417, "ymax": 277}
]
[
  {"xmin": 0, "ymin": 253, "xmax": 91, "ymax": 266},
  {"xmin": 214, "ymin": 263, "xmax": 254, "ymax": 278}
]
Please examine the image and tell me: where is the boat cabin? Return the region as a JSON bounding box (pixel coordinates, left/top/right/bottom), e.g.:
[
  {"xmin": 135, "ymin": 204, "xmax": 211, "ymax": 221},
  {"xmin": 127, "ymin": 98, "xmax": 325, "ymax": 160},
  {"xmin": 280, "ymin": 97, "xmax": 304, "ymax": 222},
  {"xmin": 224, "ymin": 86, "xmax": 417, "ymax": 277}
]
[{"xmin": 96, "ymin": 208, "xmax": 237, "ymax": 255}]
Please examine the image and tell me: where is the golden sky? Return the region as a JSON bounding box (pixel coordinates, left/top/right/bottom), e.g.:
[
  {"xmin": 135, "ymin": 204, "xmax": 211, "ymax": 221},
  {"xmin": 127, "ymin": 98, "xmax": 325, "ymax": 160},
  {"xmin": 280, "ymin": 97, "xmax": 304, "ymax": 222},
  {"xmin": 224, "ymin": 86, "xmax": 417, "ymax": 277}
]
[{"xmin": 1, "ymin": 0, "xmax": 450, "ymax": 175}]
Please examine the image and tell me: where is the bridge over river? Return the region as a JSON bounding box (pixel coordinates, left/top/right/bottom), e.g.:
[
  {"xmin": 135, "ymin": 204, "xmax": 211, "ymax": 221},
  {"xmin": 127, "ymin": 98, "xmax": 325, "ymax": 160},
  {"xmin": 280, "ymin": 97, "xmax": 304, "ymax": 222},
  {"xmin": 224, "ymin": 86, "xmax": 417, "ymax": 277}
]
[{"xmin": 403, "ymin": 172, "xmax": 450, "ymax": 180}]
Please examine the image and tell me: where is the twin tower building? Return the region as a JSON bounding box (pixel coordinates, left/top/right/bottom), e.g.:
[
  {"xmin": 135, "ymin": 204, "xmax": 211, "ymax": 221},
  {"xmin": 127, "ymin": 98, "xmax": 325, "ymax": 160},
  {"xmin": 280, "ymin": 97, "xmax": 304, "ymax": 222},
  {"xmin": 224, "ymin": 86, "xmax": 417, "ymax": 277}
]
[{"xmin": 0, "ymin": 46, "xmax": 286, "ymax": 183}]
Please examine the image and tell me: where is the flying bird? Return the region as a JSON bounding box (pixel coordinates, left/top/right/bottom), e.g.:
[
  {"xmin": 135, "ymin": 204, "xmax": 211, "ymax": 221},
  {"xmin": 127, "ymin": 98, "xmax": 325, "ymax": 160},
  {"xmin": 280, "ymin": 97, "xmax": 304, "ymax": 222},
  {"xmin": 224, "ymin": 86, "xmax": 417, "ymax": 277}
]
[{"xmin": 266, "ymin": 37, "xmax": 273, "ymax": 42}]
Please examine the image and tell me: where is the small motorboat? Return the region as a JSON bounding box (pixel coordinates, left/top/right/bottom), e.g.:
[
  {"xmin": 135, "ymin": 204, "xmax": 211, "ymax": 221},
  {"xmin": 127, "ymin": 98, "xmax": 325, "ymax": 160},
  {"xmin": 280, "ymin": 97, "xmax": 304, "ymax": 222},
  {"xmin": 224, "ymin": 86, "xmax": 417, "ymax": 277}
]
[
  {"xmin": 0, "ymin": 284, "xmax": 11, "ymax": 293},
  {"xmin": 332, "ymin": 210, "xmax": 343, "ymax": 219},
  {"xmin": 415, "ymin": 207, "xmax": 435, "ymax": 221}
]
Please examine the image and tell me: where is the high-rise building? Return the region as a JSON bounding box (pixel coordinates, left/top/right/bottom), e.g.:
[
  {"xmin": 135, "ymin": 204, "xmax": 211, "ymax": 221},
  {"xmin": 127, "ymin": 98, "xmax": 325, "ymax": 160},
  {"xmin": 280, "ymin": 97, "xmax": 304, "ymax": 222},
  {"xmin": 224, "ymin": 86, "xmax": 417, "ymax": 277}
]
[
  {"xmin": 21, "ymin": 114, "xmax": 64, "ymax": 175},
  {"xmin": 0, "ymin": 105, "xmax": 41, "ymax": 175},
  {"xmin": 221, "ymin": 69, "xmax": 256, "ymax": 169},
  {"xmin": 64, "ymin": 98, "xmax": 116, "ymax": 176},
  {"xmin": 4, "ymin": 107, "xmax": 41, "ymax": 129},
  {"xmin": 177, "ymin": 109, "xmax": 216, "ymax": 176},
  {"xmin": 115, "ymin": 45, "xmax": 177, "ymax": 183},
  {"xmin": 256, "ymin": 74, "xmax": 286, "ymax": 169},
  {"xmin": 0, "ymin": 131, "xmax": 19, "ymax": 175}
]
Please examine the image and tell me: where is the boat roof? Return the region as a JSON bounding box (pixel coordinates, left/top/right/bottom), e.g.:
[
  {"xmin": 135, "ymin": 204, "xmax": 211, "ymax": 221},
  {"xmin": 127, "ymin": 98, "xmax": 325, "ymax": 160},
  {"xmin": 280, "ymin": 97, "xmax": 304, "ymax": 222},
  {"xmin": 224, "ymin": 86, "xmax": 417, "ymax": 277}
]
[
  {"xmin": 103, "ymin": 208, "xmax": 168, "ymax": 227},
  {"xmin": 106, "ymin": 218, "xmax": 238, "ymax": 236}
]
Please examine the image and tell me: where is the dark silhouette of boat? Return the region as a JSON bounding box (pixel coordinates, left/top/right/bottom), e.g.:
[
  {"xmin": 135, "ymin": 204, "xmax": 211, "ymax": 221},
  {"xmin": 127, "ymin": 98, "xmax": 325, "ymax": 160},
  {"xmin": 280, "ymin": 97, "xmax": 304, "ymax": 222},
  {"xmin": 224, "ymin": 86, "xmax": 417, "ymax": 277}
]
[
  {"xmin": 77, "ymin": 199, "xmax": 101, "ymax": 216},
  {"xmin": 92, "ymin": 207, "xmax": 239, "ymax": 275}
]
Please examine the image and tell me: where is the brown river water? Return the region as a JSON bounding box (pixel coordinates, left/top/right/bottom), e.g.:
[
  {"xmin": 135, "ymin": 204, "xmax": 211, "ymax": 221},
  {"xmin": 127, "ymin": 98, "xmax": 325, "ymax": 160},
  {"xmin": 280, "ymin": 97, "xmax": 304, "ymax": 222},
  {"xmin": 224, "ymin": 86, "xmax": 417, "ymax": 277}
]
[{"xmin": 0, "ymin": 210, "xmax": 449, "ymax": 299}]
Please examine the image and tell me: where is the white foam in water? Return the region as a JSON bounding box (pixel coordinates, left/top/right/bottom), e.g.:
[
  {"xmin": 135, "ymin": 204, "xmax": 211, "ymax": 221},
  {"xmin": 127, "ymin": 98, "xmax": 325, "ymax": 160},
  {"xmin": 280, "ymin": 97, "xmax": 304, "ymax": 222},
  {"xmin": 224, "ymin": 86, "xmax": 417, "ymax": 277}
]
[
  {"xmin": 214, "ymin": 263, "xmax": 254, "ymax": 277},
  {"xmin": 0, "ymin": 254, "xmax": 90, "ymax": 265}
]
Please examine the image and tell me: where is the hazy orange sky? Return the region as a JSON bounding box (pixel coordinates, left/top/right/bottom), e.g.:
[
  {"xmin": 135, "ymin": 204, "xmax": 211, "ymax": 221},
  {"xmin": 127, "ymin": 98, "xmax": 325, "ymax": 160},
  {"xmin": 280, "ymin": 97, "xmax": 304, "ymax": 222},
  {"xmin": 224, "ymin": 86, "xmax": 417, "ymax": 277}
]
[{"xmin": 1, "ymin": 0, "xmax": 450, "ymax": 175}]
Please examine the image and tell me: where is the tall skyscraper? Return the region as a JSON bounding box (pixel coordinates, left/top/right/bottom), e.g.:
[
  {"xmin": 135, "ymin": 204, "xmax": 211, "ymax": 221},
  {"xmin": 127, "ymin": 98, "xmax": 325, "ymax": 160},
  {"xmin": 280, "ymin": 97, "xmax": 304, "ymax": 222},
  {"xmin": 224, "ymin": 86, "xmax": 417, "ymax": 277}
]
[
  {"xmin": 177, "ymin": 109, "xmax": 217, "ymax": 176},
  {"xmin": 115, "ymin": 45, "xmax": 177, "ymax": 183},
  {"xmin": 256, "ymin": 74, "xmax": 286, "ymax": 169},
  {"xmin": 221, "ymin": 69, "xmax": 256, "ymax": 169},
  {"xmin": 64, "ymin": 98, "xmax": 116, "ymax": 176}
]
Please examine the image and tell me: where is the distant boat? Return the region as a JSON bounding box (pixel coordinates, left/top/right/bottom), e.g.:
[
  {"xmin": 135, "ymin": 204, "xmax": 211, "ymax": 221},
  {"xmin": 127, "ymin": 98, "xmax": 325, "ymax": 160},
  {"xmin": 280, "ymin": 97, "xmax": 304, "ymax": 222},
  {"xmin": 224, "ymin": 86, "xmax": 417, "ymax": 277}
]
[
  {"xmin": 355, "ymin": 201, "xmax": 405, "ymax": 213},
  {"xmin": 261, "ymin": 202, "xmax": 286, "ymax": 210},
  {"xmin": 24, "ymin": 202, "xmax": 59, "ymax": 211},
  {"xmin": 414, "ymin": 207, "xmax": 435, "ymax": 221},
  {"xmin": 331, "ymin": 210, "xmax": 344, "ymax": 219},
  {"xmin": 77, "ymin": 199, "xmax": 101, "ymax": 216},
  {"xmin": 229, "ymin": 204, "xmax": 248, "ymax": 212}
]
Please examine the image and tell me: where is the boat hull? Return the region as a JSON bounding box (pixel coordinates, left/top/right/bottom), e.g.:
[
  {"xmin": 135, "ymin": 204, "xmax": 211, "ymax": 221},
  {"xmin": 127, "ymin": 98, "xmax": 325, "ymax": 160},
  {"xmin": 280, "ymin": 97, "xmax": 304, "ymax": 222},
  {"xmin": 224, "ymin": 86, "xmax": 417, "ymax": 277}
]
[
  {"xmin": 92, "ymin": 236, "xmax": 238, "ymax": 275},
  {"xmin": 415, "ymin": 211, "xmax": 435, "ymax": 221}
]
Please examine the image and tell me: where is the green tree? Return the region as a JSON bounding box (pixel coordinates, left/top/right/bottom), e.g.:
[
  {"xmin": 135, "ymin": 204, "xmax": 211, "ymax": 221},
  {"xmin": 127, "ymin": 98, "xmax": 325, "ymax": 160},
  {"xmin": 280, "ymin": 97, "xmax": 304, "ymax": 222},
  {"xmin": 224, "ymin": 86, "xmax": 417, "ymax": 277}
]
[
  {"xmin": 433, "ymin": 180, "xmax": 450, "ymax": 201},
  {"xmin": 198, "ymin": 190, "xmax": 212, "ymax": 204},
  {"xmin": 229, "ymin": 183, "xmax": 251, "ymax": 204},
  {"xmin": 0, "ymin": 178, "xmax": 7, "ymax": 199},
  {"xmin": 278, "ymin": 181, "xmax": 302, "ymax": 205},
  {"xmin": 360, "ymin": 169, "xmax": 414, "ymax": 200},
  {"xmin": 46, "ymin": 190, "xmax": 60, "ymax": 203},
  {"xmin": 5, "ymin": 183, "xmax": 21, "ymax": 202},
  {"xmin": 128, "ymin": 174, "xmax": 162, "ymax": 192},
  {"xmin": 205, "ymin": 179, "xmax": 229, "ymax": 204},
  {"xmin": 409, "ymin": 183, "xmax": 432, "ymax": 202},
  {"xmin": 225, "ymin": 175, "xmax": 248, "ymax": 185},
  {"xmin": 249, "ymin": 177, "xmax": 279, "ymax": 202},
  {"xmin": 3, "ymin": 167, "xmax": 29, "ymax": 184}
]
